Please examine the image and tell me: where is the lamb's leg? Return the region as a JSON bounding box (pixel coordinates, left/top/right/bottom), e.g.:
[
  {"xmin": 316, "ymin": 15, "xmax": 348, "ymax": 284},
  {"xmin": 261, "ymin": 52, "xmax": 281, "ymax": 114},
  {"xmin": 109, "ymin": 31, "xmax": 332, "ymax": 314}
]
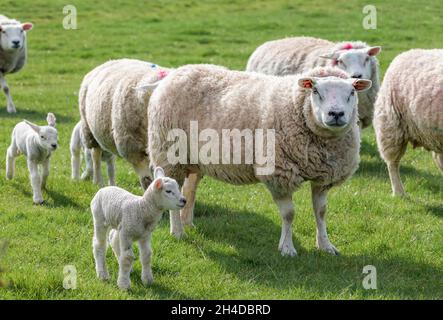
[
  {"xmin": 432, "ymin": 152, "xmax": 443, "ymax": 172},
  {"xmin": 92, "ymin": 219, "xmax": 109, "ymax": 281},
  {"xmin": 27, "ymin": 159, "xmax": 43, "ymax": 204},
  {"xmin": 311, "ymin": 184, "xmax": 339, "ymax": 255},
  {"xmin": 274, "ymin": 196, "xmax": 297, "ymax": 257},
  {"xmin": 107, "ymin": 156, "xmax": 116, "ymax": 186},
  {"xmin": 180, "ymin": 173, "xmax": 202, "ymax": 227},
  {"xmin": 81, "ymin": 149, "xmax": 93, "ymax": 180},
  {"xmin": 132, "ymin": 159, "xmax": 151, "ymax": 190},
  {"xmin": 71, "ymin": 147, "xmax": 81, "ymax": 180},
  {"xmin": 0, "ymin": 74, "xmax": 16, "ymax": 114},
  {"xmin": 6, "ymin": 143, "xmax": 18, "ymax": 180},
  {"xmin": 91, "ymin": 147, "xmax": 103, "ymax": 186},
  {"xmin": 109, "ymin": 229, "xmax": 120, "ymax": 260},
  {"xmin": 138, "ymin": 234, "xmax": 153, "ymax": 285},
  {"xmin": 41, "ymin": 159, "xmax": 50, "ymax": 190},
  {"xmin": 117, "ymin": 232, "xmax": 135, "ymax": 290}
]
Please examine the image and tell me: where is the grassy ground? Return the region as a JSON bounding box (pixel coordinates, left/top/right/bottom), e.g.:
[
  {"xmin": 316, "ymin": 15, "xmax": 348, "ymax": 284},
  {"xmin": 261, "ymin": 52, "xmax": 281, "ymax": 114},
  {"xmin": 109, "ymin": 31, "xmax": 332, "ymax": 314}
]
[{"xmin": 0, "ymin": 0, "xmax": 442, "ymax": 299}]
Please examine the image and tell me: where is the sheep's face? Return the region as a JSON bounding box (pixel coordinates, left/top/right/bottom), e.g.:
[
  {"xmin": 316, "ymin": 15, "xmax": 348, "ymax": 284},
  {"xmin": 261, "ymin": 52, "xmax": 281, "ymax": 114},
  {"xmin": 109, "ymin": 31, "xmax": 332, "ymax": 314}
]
[
  {"xmin": 299, "ymin": 77, "xmax": 372, "ymax": 133},
  {"xmin": 151, "ymin": 167, "xmax": 187, "ymax": 210},
  {"xmin": 24, "ymin": 113, "xmax": 58, "ymax": 151},
  {"xmin": 0, "ymin": 22, "xmax": 33, "ymax": 51},
  {"xmin": 321, "ymin": 46, "xmax": 381, "ymax": 80}
]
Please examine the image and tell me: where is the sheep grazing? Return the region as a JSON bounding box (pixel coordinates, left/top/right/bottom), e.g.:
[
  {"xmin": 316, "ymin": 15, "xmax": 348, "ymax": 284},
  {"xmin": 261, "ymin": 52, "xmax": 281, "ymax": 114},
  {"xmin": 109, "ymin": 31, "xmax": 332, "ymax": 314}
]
[
  {"xmin": 70, "ymin": 121, "xmax": 116, "ymax": 185},
  {"xmin": 373, "ymin": 49, "xmax": 443, "ymax": 196},
  {"xmin": 91, "ymin": 167, "xmax": 186, "ymax": 290},
  {"xmin": 246, "ymin": 36, "xmax": 381, "ymax": 128},
  {"xmin": 6, "ymin": 113, "xmax": 58, "ymax": 204},
  {"xmin": 148, "ymin": 65, "xmax": 371, "ymax": 256},
  {"xmin": 79, "ymin": 59, "xmax": 171, "ymax": 188},
  {"xmin": 0, "ymin": 15, "xmax": 33, "ymax": 113}
]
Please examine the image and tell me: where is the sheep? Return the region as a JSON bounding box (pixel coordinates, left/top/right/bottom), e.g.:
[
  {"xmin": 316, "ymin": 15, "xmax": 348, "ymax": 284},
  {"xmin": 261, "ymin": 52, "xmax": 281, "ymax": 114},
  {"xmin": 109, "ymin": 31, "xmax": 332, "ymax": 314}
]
[
  {"xmin": 91, "ymin": 167, "xmax": 186, "ymax": 290},
  {"xmin": 373, "ymin": 49, "xmax": 443, "ymax": 196},
  {"xmin": 0, "ymin": 15, "xmax": 33, "ymax": 113},
  {"xmin": 246, "ymin": 36, "xmax": 381, "ymax": 128},
  {"xmin": 6, "ymin": 113, "xmax": 58, "ymax": 204},
  {"xmin": 79, "ymin": 59, "xmax": 171, "ymax": 189},
  {"xmin": 70, "ymin": 121, "xmax": 116, "ymax": 185},
  {"xmin": 147, "ymin": 64, "xmax": 372, "ymax": 256}
]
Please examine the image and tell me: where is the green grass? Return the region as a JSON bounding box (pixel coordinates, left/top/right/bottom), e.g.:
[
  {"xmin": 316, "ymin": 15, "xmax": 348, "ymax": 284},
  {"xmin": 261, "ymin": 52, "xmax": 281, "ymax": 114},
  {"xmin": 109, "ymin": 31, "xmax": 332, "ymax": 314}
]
[{"xmin": 0, "ymin": 0, "xmax": 442, "ymax": 299}]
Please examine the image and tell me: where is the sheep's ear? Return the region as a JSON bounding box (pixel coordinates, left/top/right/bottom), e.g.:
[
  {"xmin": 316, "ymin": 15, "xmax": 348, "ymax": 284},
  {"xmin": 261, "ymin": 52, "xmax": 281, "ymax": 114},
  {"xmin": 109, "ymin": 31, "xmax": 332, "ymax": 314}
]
[
  {"xmin": 298, "ymin": 77, "xmax": 316, "ymax": 90},
  {"xmin": 24, "ymin": 120, "xmax": 40, "ymax": 133},
  {"xmin": 46, "ymin": 113, "xmax": 56, "ymax": 127},
  {"xmin": 352, "ymin": 79, "xmax": 372, "ymax": 92},
  {"xmin": 367, "ymin": 46, "xmax": 381, "ymax": 57},
  {"xmin": 154, "ymin": 178, "xmax": 163, "ymax": 191},
  {"xmin": 22, "ymin": 23, "xmax": 33, "ymax": 31},
  {"xmin": 134, "ymin": 81, "xmax": 160, "ymax": 94},
  {"xmin": 154, "ymin": 167, "xmax": 165, "ymax": 179}
]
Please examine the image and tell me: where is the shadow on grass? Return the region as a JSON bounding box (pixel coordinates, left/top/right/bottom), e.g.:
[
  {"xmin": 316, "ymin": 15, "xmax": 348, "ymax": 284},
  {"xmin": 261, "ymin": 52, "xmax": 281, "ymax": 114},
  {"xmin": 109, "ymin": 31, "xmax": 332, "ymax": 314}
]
[
  {"xmin": 190, "ymin": 202, "xmax": 442, "ymax": 299},
  {"xmin": 45, "ymin": 189, "xmax": 83, "ymax": 210},
  {"xmin": 0, "ymin": 108, "xmax": 74, "ymax": 123}
]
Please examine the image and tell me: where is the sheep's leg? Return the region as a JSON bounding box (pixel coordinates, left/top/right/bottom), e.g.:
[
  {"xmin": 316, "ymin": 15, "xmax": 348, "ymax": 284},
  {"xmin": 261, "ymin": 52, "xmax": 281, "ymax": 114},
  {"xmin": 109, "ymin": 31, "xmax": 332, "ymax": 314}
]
[
  {"xmin": 387, "ymin": 161, "xmax": 406, "ymax": 196},
  {"xmin": 132, "ymin": 159, "xmax": 151, "ymax": 190},
  {"xmin": 71, "ymin": 147, "xmax": 81, "ymax": 180},
  {"xmin": 6, "ymin": 143, "xmax": 18, "ymax": 180},
  {"xmin": 107, "ymin": 156, "xmax": 116, "ymax": 186},
  {"xmin": 0, "ymin": 74, "xmax": 16, "ymax": 114},
  {"xmin": 432, "ymin": 152, "xmax": 443, "ymax": 172},
  {"xmin": 180, "ymin": 173, "xmax": 202, "ymax": 227},
  {"xmin": 91, "ymin": 147, "xmax": 103, "ymax": 186},
  {"xmin": 170, "ymin": 210, "xmax": 185, "ymax": 239},
  {"xmin": 117, "ymin": 233, "xmax": 135, "ymax": 290},
  {"xmin": 81, "ymin": 149, "xmax": 93, "ymax": 180},
  {"xmin": 311, "ymin": 184, "xmax": 339, "ymax": 255},
  {"xmin": 274, "ymin": 197, "xmax": 297, "ymax": 257},
  {"xmin": 138, "ymin": 233, "xmax": 153, "ymax": 285},
  {"xmin": 92, "ymin": 222, "xmax": 109, "ymax": 281},
  {"xmin": 27, "ymin": 160, "xmax": 44, "ymax": 204},
  {"xmin": 108, "ymin": 229, "xmax": 120, "ymax": 258},
  {"xmin": 41, "ymin": 159, "xmax": 50, "ymax": 190}
]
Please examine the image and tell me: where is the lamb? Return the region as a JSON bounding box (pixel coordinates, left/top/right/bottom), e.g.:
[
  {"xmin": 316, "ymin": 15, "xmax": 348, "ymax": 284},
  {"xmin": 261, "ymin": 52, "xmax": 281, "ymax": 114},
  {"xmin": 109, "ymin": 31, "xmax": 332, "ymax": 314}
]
[
  {"xmin": 0, "ymin": 15, "xmax": 33, "ymax": 113},
  {"xmin": 246, "ymin": 36, "xmax": 381, "ymax": 128},
  {"xmin": 91, "ymin": 167, "xmax": 186, "ymax": 290},
  {"xmin": 79, "ymin": 59, "xmax": 170, "ymax": 188},
  {"xmin": 148, "ymin": 64, "xmax": 372, "ymax": 256},
  {"xmin": 373, "ymin": 49, "xmax": 443, "ymax": 196},
  {"xmin": 6, "ymin": 113, "xmax": 58, "ymax": 204},
  {"xmin": 70, "ymin": 121, "xmax": 116, "ymax": 185}
]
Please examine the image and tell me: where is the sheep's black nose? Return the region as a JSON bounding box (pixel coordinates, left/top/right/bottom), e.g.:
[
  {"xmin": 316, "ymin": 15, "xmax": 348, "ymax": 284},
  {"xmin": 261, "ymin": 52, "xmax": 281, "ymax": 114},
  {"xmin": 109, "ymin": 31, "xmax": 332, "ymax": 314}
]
[
  {"xmin": 328, "ymin": 111, "xmax": 345, "ymax": 120},
  {"xmin": 352, "ymin": 74, "xmax": 362, "ymax": 79},
  {"xmin": 12, "ymin": 40, "xmax": 20, "ymax": 46},
  {"xmin": 51, "ymin": 144, "xmax": 57, "ymax": 149},
  {"xmin": 180, "ymin": 197, "xmax": 187, "ymax": 205}
]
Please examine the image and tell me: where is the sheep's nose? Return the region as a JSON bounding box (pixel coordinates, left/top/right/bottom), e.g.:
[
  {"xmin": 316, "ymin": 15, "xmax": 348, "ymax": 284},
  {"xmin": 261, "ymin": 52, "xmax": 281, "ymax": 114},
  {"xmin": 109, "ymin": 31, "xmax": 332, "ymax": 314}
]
[
  {"xmin": 352, "ymin": 74, "xmax": 362, "ymax": 79},
  {"xmin": 12, "ymin": 40, "xmax": 20, "ymax": 46},
  {"xmin": 180, "ymin": 197, "xmax": 187, "ymax": 205},
  {"xmin": 51, "ymin": 144, "xmax": 57, "ymax": 149},
  {"xmin": 328, "ymin": 111, "xmax": 345, "ymax": 120}
]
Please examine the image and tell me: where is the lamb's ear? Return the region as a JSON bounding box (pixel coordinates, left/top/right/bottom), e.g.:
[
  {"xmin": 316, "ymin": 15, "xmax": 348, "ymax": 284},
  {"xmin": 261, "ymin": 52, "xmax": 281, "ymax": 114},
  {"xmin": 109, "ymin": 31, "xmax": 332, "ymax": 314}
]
[
  {"xmin": 298, "ymin": 77, "xmax": 316, "ymax": 90},
  {"xmin": 154, "ymin": 167, "xmax": 165, "ymax": 179},
  {"xmin": 46, "ymin": 113, "xmax": 56, "ymax": 127},
  {"xmin": 24, "ymin": 120, "xmax": 41, "ymax": 133},
  {"xmin": 134, "ymin": 81, "xmax": 160, "ymax": 94},
  {"xmin": 367, "ymin": 46, "xmax": 381, "ymax": 57},
  {"xmin": 22, "ymin": 23, "xmax": 33, "ymax": 31},
  {"xmin": 352, "ymin": 79, "xmax": 372, "ymax": 92},
  {"xmin": 154, "ymin": 178, "xmax": 163, "ymax": 191}
]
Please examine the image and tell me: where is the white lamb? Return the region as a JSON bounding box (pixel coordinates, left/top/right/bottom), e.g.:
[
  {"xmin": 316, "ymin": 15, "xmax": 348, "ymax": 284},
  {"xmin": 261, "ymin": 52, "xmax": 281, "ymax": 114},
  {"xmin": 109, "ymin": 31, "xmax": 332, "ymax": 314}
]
[
  {"xmin": 6, "ymin": 113, "xmax": 58, "ymax": 204},
  {"xmin": 0, "ymin": 15, "xmax": 33, "ymax": 113},
  {"xmin": 373, "ymin": 49, "xmax": 443, "ymax": 196},
  {"xmin": 148, "ymin": 65, "xmax": 371, "ymax": 256},
  {"xmin": 70, "ymin": 121, "xmax": 116, "ymax": 185},
  {"xmin": 246, "ymin": 36, "xmax": 381, "ymax": 128},
  {"xmin": 91, "ymin": 167, "xmax": 186, "ymax": 290}
]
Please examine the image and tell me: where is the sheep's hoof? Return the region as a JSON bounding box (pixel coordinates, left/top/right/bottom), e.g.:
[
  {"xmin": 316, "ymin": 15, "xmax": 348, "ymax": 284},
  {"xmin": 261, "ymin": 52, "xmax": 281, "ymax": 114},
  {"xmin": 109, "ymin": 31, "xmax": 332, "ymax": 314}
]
[
  {"xmin": 318, "ymin": 244, "xmax": 340, "ymax": 256},
  {"xmin": 279, "ymin": 244, "xmax": 297, "ymax": 257},
  {"xmin": 33, "ymin": 199, "xmax": 45, "ymax": 205},
  {"xmin": 97, "ymin": 271, "xmax": 110, "ymax": 281},
  {"xmin": 117, "ymin": 280, "xmax": 131, "ymax": 290},
  {"xmin": 141, "ymin": 274, "xmax": 154, "ymax": 286},
  {"xmin": 7, "ymin": 106, "xmax": 17, "ymax": 114},
  {"xmin": 171, "ymin": 230, "xmax": 187, "ymax": 239}
]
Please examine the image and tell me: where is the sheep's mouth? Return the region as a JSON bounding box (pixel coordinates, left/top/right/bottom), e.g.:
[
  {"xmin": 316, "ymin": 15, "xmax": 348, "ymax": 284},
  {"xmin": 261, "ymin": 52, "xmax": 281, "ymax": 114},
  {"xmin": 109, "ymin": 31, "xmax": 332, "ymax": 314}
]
[
  {"xmin": 324, "ymin": 119, "xmax": 347, "ymax": 129},
  {"xmin": 177, "ymin": 203, "xmax": 186, "ymax": 209}
]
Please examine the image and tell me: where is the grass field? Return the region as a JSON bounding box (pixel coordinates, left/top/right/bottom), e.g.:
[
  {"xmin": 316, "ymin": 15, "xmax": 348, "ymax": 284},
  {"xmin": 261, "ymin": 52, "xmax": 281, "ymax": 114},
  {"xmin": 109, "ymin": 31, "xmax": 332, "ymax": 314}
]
[{"xmin": 0, "ymin": 0, "xmax": 442, "ymax": 299}]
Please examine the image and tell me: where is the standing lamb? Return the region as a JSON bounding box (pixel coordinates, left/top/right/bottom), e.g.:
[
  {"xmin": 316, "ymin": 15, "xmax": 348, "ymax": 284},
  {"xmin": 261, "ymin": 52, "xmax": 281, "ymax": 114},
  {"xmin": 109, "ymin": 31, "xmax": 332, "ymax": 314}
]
[
  {"xmin": 148, "ymin": 65, "xmax": 371, "ymax": 256},
  {"xmin": 0, "ymin": 15, "xmax": 33, "ymax": 113},
  {"xmin": 373, "ymin": 49, "xmax": 443, "ymax": 196},
  {"xmin": 79, "ymin": 59, "xmax": 170, "ymax": 188},
  {"xmin": 246, "ymin": 36, "xmax": 381, "ymax": 128},
  {"xmin": 6, "ymin": 113, "xmax": 58, "ymax": 204},
  {"xmin": 70, "ymin": 121, "xmax": 116, "ymax": 185},
  {"xmin": 91, "ymin": 167, "xmax": 186, "ymax": 290}
]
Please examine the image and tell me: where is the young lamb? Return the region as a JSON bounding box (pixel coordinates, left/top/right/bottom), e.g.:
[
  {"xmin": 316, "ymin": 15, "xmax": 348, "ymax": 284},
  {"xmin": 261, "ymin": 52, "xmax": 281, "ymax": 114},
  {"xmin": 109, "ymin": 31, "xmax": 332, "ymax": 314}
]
[
  {"xmin": 6, "ymin": 113, "xmax": 58, "ymax": 204},
  {"xmin": 246, "ymin": 36, "xmax": 381, "ymax": 128},
  {"xmin": 91, "ymin": 167, "xmax": 186, "ymax": 290},
  {"xmin": 0, "ymin": 15, "xmax": 33, "ymax": 113},
  {"xmin": 79, "ymin": 59, "xmax": 170, "ymax": 189},
  {"xmin": 148, "ymin": 65, "xmax": 371, "ymax": 256},
  {"xmin": 70, "ymin": 121, "xmax": 116, "ymax": 185},
  {"xmin": 373, "ymin": 49, "xmax": 443, "ymax": 196}
]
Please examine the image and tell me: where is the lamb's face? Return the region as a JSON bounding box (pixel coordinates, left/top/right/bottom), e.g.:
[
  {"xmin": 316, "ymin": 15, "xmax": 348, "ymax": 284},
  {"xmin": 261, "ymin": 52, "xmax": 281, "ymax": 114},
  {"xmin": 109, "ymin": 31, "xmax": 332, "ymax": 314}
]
[
  {"xmin": 299, "ymin": 76, "xmax": 372, "ymax": 133},
  {"xmin": 0, "ymin": 23, "xmax": 32, "ymax": 51},
  {"xmin": 38, "ymin": 126, "xmax": 59, "ymax": 151},
  {"xmin": 153, "ymin": 177, "xmax": 187, "ymax": 210}
]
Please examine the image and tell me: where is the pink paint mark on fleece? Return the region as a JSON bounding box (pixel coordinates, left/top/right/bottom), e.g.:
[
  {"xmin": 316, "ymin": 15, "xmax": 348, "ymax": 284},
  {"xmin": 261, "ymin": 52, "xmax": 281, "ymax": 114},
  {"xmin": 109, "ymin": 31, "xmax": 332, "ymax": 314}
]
[
  {"xmin": 158, "ymin": 70, "xmax": 168, "ymax": 80},
  {"xmin": 342, "ymin": 43, "xmax": 353, "ymax": 50}
]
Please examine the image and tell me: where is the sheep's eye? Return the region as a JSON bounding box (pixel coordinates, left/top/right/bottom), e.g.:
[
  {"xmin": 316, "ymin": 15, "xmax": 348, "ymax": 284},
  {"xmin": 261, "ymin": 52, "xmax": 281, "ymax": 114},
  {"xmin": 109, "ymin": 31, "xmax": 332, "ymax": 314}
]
[
  {"xmin": 166, "ymin": 190, "xmax": 172, "ymax": 194},
  {"xmin": 40, "ymin": 135, "xmax": 45, "ymax": 139},
  {"xmin": 351, "ymin": 90, "xmax": 355, "ymax": 96},
  {"xmin": 313, "ymin": 88, "xmax": 318, "ymax": 94}
]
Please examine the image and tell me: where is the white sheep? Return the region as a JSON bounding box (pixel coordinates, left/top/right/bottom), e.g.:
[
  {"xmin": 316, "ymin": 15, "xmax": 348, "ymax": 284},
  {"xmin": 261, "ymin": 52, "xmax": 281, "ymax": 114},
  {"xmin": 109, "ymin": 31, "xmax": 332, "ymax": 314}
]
[
  {"xmin": 373, "ymin": 49, "xmax": 443, "ymax": 196},
  {"xmin": 79, "ymin": 59, "xmax": 170, "ymax": 188},
  {"xmin": 70, "ymin": 121, "xmax": 116, "ymax": 185},
  {"xmin": 148, "ymin": 65, "xmax": 371, "ymax": 256},
  {"xmin": 91, "ymin": 167, "xmax": 186, "ymax": 290},
  {"xmin": 246, "ymin": 36, "xmax": 381, "ymax": 128},
  {"xmin": 0, "ymin": 15, "xmax": 33, "ymax": 113},
  {"xmin": 6, "ymin": 113, "xmax": 58, "ymax": 204}
]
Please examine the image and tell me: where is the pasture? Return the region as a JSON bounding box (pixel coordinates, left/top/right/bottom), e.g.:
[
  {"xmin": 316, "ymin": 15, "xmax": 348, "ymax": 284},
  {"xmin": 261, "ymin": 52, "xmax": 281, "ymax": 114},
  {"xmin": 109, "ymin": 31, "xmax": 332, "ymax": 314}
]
[{"xmin": 0, "ymin": 0, "xmax": 442, "ymax": 299}]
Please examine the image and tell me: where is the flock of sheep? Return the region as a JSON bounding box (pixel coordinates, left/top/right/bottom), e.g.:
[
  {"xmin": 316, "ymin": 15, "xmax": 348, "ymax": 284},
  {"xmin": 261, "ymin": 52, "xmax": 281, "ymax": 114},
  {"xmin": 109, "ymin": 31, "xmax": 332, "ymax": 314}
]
[{"xmin": 1, "ymin": 14, "xmax": 442, "ymax": 290}]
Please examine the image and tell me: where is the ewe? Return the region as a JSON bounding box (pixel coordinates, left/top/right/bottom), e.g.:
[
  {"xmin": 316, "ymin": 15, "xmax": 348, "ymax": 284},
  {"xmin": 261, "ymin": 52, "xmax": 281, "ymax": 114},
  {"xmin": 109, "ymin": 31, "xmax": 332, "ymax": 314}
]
[
  {"xmin": 148, "ymin": 65, "xmax": 371, "ymax": 256},
  {"xmin": 0, "ymin": 15, "xmax": 33, "ymax": 113},
  {"xmin": 91, "ymin": 167, "xmax": 186, "ymax": 290},
  {"xmin": 6, "ymin": 113, "xmax": 58, "ymax": 204},
  {"xmin": 247, "ymin": 36, "xmax": 381, "ymax": 128}
]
